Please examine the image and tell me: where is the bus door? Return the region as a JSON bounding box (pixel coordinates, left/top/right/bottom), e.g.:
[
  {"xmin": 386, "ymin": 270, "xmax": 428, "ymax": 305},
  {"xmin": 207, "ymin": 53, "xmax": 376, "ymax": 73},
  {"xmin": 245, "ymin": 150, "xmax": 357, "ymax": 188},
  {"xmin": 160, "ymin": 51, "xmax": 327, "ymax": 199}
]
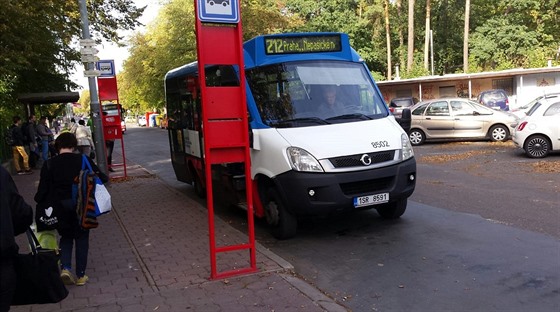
[{"xmin": 166, "ymin": 71, "xmax": 205, "ymax": 196}]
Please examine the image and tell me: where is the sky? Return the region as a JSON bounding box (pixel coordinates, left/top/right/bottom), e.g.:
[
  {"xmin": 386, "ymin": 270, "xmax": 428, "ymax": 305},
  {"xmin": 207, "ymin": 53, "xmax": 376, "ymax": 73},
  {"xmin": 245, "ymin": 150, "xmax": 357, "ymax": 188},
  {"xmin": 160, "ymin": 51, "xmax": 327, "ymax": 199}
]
[{"xmin": 72, "ymin": 0, "xmax": 162, "ymax": 90}]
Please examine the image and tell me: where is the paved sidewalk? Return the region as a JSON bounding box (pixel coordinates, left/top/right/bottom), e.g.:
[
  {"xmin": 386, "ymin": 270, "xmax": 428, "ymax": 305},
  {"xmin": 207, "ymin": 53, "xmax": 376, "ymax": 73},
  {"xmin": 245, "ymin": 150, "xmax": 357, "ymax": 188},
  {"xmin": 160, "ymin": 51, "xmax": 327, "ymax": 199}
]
[{"xmin": 10, "ymin": 163, "xmax": 347, "ymax": 312}]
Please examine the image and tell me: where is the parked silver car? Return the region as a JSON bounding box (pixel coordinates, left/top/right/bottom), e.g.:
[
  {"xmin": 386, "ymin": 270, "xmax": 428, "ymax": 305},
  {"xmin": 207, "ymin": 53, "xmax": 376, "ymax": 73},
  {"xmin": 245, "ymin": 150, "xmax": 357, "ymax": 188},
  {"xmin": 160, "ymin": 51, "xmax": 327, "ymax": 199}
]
[{"xmin": 408, "ymin": 98, "xmax": 519, "ymax": 145}]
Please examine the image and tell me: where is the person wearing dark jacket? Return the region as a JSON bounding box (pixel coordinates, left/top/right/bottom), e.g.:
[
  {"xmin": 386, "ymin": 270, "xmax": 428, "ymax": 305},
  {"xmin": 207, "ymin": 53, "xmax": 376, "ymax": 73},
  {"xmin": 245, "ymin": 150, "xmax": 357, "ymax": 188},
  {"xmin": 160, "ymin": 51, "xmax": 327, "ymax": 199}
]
[
  {"xmin": 0, "ymin": 166, "xmax": 33, "ymax": 311},
  {"xmin": 36, "ymin": 116, "xmax": 52, "ymax": 162},
  {"xmin": 34, "ymin": 133, "xmax": 108, "ymax": 287},
  {"xmin": 25, "ymin": 115, "xmax": 39, "ymax": 168},
  {"xmin": 9, "ymin": 116, "xmax": 32, "ymax": 175}
]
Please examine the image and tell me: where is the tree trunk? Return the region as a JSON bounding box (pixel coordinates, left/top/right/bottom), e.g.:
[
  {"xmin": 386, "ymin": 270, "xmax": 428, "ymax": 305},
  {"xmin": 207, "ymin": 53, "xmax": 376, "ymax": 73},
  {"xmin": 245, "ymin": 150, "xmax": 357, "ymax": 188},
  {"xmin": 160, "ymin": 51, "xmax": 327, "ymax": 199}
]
[
  {"xmin": 424, "ymin": 0, "xmax": 431, "ymax": 71},
  {"xmin": 463, "ymin": 0, "xmax": 470, "ymax": 73},
  {"xmin": 407, "ymin": 0, "xmax": 415, "ymax": 72},
  {"xmin": 384, "ymin": 0, "xmax": 392, "ymax": 80},
  {"xmin": 397, "ymin": 0, "xmax": 404, "ymax": 69}
]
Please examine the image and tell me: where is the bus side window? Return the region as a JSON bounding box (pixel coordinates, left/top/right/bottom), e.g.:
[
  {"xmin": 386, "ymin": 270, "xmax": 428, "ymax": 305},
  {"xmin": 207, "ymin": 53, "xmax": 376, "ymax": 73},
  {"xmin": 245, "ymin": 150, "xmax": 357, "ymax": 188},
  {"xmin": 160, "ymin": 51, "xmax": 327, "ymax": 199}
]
[{"xmin": 205, "ymin": 65, "xmax": 239, "ymax": 87}]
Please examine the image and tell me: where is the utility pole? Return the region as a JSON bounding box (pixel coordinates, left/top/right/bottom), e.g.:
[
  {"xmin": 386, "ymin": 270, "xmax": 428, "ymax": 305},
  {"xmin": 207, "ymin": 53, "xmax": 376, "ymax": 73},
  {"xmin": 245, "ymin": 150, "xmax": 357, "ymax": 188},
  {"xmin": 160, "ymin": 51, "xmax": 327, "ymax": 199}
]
[{"xmin": 78, "ymin": 0, "xmax": 108, "ymax": 174}]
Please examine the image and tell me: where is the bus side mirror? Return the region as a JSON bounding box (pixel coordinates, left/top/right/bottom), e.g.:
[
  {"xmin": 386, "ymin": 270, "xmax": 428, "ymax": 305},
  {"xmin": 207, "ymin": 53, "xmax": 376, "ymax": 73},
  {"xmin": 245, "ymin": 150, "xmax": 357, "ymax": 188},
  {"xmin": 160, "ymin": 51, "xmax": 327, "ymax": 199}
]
[
  {"xmin": 249, "ymin": 129, "xmax": 253, "ymax": 148},
  {"xmin": 399, "ymin": 109, "xmax": 412, "ymax": 134}
]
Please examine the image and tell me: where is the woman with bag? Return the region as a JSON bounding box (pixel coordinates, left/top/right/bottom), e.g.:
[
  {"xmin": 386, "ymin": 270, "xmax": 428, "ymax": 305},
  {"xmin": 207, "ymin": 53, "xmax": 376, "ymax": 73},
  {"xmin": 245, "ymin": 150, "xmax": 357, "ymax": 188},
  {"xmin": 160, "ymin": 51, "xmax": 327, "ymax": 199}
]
[
  {"xmin": 34, "ymin": 133, "xmax": 108, "ymax": 286},
  {"xmin": 0, "ymin": 166, "xmax": 33, "ymax": 311}
]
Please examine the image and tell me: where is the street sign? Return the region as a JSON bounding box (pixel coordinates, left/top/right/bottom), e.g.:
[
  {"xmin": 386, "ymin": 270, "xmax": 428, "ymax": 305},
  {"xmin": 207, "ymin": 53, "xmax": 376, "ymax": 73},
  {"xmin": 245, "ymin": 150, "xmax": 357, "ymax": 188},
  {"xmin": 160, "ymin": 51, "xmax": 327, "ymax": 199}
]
[
  {"xmin": 84, "ymin": 69, "xmax": 101, "ymax": 77},
  {"xmin": 197, "ymin": 0, "xmax": 239, "ymax": 24},
  {"xmin": 79, "ymin": 38, "xmax": 95, "ymax": 47},
  {"xmin": 96, "ymin": 60, "xmax": 115, "ymax": 77},
  {"xmin": 81, "ymin": 55, "xmax": 100, "ymax": 63},
  {"xmin": 80, "ymin": 47, "xmax": 99, "ymax": 55}
]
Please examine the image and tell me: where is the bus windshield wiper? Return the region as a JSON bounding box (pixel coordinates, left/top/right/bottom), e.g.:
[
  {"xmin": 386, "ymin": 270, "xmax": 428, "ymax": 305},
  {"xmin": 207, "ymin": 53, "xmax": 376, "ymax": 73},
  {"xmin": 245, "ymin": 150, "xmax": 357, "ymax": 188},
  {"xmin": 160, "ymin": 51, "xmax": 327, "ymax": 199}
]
[
  {"xmin": 271, "ymin": 117, "xmax": 330, "ymax": 127},
  {"xmin": 326, "ymin": 113, "xmax": 372, "ymax": 121}
]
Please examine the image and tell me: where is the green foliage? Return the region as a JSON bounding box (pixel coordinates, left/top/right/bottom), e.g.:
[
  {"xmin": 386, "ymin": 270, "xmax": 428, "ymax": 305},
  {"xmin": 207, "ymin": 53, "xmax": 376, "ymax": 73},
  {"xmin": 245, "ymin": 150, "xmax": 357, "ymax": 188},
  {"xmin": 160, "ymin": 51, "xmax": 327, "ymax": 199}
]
[
  {"xmin": 0, "ymin": 0, "xmax": 144, "ymax": 122},
  {"xmin": 470, "ymin": 18, "xmax": 539, "ymax": 70},
  {"xmin": 115, "ymin": 0, "xmax": 558, "ymax": 112},
  {"xmin": 119, "ymin": 0, "xmax": 197, "ymax": 114}
]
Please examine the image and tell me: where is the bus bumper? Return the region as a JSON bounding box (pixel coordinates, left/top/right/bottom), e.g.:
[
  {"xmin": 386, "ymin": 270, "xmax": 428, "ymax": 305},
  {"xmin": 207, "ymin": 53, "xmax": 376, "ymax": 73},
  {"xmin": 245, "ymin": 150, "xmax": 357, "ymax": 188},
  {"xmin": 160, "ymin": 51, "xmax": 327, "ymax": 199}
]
[{"xmin": 272, "ymin": 157, "xmax": 416, "ymax": 216}]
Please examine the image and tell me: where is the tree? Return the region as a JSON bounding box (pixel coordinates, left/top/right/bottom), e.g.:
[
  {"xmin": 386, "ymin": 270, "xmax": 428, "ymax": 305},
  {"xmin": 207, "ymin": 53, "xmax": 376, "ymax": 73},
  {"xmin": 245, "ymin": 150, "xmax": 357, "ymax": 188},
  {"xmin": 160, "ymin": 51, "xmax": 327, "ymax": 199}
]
[
  {"xmin": 424, "ymin": 0, "xmax": 431, "ymax": 71},
  {"xmin": 463, "ymin": 0, "xmax": 470, "ymax": 72},
  {"xmin": 0, "ymin": 0, "xmax": 144, "ymax": 110},
  {"xmin": 407, "ymin": 0, "xmax": 415, "ymax": 72},
  {"xmin": 384, "ymin": 0, "xmax": 393, "ymax": 80}
]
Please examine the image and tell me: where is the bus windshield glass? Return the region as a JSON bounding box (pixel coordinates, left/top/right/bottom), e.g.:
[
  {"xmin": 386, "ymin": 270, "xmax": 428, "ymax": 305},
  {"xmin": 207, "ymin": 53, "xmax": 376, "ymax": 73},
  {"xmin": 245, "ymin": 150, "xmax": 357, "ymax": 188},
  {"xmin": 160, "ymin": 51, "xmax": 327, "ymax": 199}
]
[{"xmin": 246, "ymin": 60, "xmax": 388, "ymax": 128}]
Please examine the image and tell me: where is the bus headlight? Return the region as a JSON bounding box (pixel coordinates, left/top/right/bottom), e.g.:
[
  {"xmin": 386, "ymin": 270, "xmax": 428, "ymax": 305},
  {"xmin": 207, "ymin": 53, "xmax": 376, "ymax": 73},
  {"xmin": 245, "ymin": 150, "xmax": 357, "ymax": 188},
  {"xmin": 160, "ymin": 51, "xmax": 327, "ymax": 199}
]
[
  {"xmin": 287, "ymin": 147, "xmax": 324, "ymax": 172},
  {"xmin": 401, "ymin": 133, "xmax": 414, "ymax": 160}
]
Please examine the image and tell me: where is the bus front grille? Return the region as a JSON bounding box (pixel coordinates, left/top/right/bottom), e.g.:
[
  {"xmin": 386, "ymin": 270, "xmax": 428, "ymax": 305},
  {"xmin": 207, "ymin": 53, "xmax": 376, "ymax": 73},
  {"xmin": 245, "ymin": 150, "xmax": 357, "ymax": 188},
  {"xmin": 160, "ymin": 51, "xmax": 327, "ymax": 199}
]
[{"xmin": 329, "ymin": 151, "xmax": 395, "ymax": 168}]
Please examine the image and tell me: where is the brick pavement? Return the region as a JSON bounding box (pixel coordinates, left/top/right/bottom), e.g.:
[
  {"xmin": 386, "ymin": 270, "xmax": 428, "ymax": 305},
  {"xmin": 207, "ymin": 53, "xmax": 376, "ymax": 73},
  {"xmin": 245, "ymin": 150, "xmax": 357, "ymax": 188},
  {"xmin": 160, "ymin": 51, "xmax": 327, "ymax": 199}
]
[{"xmin": 7, "ymin": 162, "xmax": 348, "ymax": 312}]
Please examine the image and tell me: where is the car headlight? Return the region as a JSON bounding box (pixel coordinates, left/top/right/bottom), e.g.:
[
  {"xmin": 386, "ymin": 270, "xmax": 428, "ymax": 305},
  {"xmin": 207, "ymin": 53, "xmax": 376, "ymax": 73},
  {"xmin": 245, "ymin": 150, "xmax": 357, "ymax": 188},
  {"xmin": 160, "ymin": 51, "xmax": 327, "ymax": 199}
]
[
  {"xmin": 401, "ymin": 133, "xmax": 414, "ymax": 160},
  {"xmin": 287, "ymin": 147, "xmax": 323, "ymax": 172}
]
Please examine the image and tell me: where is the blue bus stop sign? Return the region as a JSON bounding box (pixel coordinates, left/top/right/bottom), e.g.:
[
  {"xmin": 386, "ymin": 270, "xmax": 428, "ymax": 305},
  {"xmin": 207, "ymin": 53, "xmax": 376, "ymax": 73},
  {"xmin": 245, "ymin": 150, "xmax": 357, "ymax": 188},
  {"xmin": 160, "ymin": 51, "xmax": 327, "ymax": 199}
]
[{"xmin": 197, "ymin": 0, "xmax": 239, "ymax": 24}]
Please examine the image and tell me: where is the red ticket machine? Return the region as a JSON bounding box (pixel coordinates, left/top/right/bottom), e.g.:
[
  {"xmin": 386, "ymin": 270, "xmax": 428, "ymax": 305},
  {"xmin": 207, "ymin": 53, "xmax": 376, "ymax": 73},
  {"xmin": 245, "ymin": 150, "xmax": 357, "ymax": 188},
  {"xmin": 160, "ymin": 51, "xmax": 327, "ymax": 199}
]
[{"xmin": 97, "ymin": 75, "xmax": 127, "ymax": 178}]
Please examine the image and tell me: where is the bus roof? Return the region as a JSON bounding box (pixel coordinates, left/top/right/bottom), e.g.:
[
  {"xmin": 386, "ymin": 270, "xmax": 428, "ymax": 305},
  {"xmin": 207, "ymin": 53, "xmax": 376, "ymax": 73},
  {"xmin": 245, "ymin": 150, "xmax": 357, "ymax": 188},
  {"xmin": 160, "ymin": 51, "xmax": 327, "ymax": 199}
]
[{"xmin": 165, "ymin": 32, "xmax": 362, "ymax": 80}]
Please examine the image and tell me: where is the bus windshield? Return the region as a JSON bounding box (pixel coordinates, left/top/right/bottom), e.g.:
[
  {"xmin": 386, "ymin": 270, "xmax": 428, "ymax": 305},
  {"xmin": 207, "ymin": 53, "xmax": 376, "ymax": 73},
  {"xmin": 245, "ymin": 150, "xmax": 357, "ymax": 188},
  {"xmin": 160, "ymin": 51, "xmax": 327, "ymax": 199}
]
[{"xmin": 246, "ymin": 60, "xmax": 388, "ymax": 128}]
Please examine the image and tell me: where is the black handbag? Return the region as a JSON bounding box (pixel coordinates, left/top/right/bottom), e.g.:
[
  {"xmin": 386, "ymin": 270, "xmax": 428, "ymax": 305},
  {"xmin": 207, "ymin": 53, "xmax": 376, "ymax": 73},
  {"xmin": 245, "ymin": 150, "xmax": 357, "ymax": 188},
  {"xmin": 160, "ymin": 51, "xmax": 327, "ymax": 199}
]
[
  {"xmin": 35, "ymin": 201, "xmax": 60, "ymax": 231},
  {"xmin": 35, "ymin": 198, "xmax": 75, "ymax": 232},
  {"xmin": 11, "ymin": 229, "xmax": 69, "ymax": 305}
]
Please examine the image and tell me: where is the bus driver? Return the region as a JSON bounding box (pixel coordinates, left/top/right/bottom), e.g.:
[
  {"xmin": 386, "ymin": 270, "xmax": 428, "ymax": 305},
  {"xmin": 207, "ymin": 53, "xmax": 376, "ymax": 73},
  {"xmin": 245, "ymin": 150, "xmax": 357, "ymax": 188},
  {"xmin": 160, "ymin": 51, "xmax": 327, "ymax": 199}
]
[{"xmin": 320, "ymin": 85, "xmax": 345, "ymax": 117}]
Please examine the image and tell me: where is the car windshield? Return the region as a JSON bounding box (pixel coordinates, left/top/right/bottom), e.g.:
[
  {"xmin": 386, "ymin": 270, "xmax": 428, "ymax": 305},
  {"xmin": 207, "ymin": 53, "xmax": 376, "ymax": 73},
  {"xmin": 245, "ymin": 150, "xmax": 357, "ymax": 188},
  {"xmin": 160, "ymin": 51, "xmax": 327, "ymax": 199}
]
[
  {"xmin": 246, "ymin": 60, "xmax": 388, "ymax": 128},
  {"xmin": 526, "ymin": 102, "xmax": 542, "ymax": 116},
  {"xmin": 392, "ymin": 98, "xmax": 414, "ymax": 107}
]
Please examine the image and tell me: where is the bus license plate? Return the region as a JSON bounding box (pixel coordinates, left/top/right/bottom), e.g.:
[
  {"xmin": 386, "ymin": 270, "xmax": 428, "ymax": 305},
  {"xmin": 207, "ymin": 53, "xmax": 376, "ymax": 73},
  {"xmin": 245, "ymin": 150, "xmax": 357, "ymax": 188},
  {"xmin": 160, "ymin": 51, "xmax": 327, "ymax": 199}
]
[{"xmin": 353, "ymin": 193, "xmax": 389, "ymax": 208}]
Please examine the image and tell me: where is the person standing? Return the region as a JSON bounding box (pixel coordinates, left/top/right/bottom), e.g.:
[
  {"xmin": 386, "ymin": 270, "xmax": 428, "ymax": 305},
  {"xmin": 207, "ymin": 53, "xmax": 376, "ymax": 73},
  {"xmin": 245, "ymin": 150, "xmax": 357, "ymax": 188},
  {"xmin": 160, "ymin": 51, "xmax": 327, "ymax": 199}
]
[
  {"xmin": 105, "ymin": 139, "xmax": 115, "ymax": 172},
  {"xmin": 75, "ymin": 120, "xmax": 94, "ymax": 157},
  {"xmin": 0, "ymin": 166, "xmax": 33, "ymax": 311},
  {"xmin": 68, "ymin": 118, "xmax": 77, "ymax": 134},
  {"xmin": 25, "ymin": 115, "xmax": 39, "ymax": 168},
  {"xmin": 36, "ymin": 117, "xmax": 52, "ymax": 161},
  {"xmin": 9, "ymin": 117, "xmax": 32, "ymax": 175},
  {"xmin": 52, "ymin": 118, "xmax": 60, "ymax": 135},
  {"xmin": 34, "ymin": 133, "xmax": 108, "ymax": 286}
]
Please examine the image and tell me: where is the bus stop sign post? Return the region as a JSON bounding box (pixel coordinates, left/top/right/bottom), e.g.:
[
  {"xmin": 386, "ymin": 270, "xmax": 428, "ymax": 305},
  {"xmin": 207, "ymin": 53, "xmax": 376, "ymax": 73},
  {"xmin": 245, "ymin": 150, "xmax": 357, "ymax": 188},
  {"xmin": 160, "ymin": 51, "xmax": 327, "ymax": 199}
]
[
  {"xmin": 194, "ymin": 0, "xmax": 257, "ymax": 280},
  {"xmin": 78, "ymin": 0, "xmax": 108, "ymax": 175}
]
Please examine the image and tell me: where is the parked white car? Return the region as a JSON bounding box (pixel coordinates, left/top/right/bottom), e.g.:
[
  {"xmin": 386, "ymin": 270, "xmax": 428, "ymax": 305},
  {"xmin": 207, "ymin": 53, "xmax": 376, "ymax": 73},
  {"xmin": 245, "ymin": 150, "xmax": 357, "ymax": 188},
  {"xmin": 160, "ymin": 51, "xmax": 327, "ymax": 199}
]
[
  {"xmin": 511, "ymin": 92, "xmax": 560, "ymax": 119},
  {"xmin": 512, "ymin": 98, "xmax": 560, "ymax": 158}
]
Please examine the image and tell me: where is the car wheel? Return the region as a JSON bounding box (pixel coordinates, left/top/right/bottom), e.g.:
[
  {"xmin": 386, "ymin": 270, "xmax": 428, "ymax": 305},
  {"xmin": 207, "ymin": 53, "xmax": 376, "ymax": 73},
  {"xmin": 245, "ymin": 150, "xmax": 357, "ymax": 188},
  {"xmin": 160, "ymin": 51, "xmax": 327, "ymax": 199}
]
[
  {"xmin": 409, "ymin": 129, "xmax": 425, "ymax": 145},
  {"xmin": 266, "ymin": 189, "xmax": 297, "ymax": 239},
  {"xmin": 376, "ymin": 199, "xmax": 407, "ymax": 219},
  {"xmin": 524, "ymin": 135, "xmax": 550, "ymax": 158},
  {"xmin": 489, "ymin": 125, "xmax": 508, "ymax": 142}
]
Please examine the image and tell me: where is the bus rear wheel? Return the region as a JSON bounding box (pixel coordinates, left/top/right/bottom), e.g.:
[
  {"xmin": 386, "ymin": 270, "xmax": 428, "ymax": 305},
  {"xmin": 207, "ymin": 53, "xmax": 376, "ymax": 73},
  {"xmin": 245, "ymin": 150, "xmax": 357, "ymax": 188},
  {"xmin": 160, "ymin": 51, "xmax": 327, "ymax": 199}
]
[
  {"xmin": 266, "ymin": 189, "xmax": 297, "ymax": 239},
  {"xmin": 193, "ymin": 172, "xmax": 206, "ymax": 198}
]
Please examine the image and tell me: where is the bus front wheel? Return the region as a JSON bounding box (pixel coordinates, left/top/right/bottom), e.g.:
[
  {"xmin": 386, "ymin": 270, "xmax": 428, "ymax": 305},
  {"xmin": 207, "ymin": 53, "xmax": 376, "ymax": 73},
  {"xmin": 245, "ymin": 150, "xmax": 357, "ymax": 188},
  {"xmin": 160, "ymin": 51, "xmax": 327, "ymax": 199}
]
[
  {"xmin": 266, "ymin": 189, "xmax": 297, "ymax": 239},
  {"xmin": 376, "ymin": 199, "xmax": 407, "ymax": 219}
]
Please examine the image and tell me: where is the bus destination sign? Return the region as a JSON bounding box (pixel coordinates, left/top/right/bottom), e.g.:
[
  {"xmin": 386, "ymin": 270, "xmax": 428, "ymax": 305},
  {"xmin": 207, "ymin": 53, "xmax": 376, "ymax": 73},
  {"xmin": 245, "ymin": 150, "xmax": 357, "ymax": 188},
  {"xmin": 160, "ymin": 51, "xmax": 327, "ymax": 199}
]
[{"xmin": 264, "ymin": 35, "xmax": 342, "ymax": 55}]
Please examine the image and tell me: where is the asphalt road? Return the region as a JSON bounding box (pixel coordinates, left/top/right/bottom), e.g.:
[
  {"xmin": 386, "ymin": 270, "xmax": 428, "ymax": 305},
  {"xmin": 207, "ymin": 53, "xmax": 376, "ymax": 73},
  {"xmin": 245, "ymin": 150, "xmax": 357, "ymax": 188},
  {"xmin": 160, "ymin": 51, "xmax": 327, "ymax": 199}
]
[{"xmin": 119, "ymin": 124, "xmax": 559, "ymax": 312}]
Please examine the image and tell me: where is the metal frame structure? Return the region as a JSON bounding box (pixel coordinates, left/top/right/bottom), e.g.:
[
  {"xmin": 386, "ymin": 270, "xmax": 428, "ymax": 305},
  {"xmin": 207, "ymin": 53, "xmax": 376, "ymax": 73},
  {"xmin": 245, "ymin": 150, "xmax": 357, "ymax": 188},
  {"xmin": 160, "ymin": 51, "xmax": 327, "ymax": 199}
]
[{"xmin": 193, "ymin": 0, "xmax": 257, "ymax": 279}]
